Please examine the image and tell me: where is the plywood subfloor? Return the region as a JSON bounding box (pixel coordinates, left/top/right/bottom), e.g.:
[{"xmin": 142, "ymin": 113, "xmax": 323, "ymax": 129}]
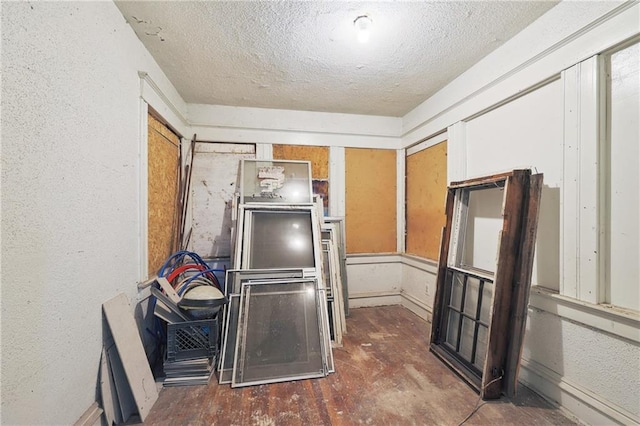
[{"xmin": 143, "ymin": 306, "xmax": 575, "ymax": 425}]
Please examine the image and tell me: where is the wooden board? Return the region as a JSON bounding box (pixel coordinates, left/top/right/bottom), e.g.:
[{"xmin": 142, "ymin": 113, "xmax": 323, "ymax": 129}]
[
  {"xmin": 191, "ymin": 142, "xmax": 255, "ymax": 257},
  {"xmin": 148, "ymin": 113, "xmax": 180, "ymax": 275},
  {"xmin": 103, "ymin": 293, "xmax": 159, "ymax": 421},
  {"xmin": 272, "ymin": 145, "xmax": 329, "ymax": 179},
  {"xmin": 100, "ymin": 347, "xmax": 119, "ymax": 425},
  {"xmin": 345, "ymin": 148, "xmax": 396, "ymax": 254},
  {"xmin": 406, "ymin": 141, "xmax": 447, "ymax": 260},
  {"xmin": 505, "ymin": 172, "xmax": 543, "ymax": 397},
  {"xmin": 107, "ymin": 345, "xmax": 136, "ymax": 423}
]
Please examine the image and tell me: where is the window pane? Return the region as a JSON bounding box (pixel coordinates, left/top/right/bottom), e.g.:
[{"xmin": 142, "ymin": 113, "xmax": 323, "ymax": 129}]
[
  {"xmin": 449, "ymin": 271, "xmax": 465, "ymax": 310},
  {"xmin": 464, "ymin": 277, "xmax": 480, "ymax": 317},
  {"xmin": 249, "ymin": 211, "xmax": 315, "ymax": 269},
  {"xmin": 445, "ymin": 311, "xmax": 460, "ymax": 347},
  {"xmin": 460, "ymin": 187, "xmax": 504, "ymax": 273},
  {"xmin": 474, "ymin": 325, "xmax": 489, "ymax": 370},
  {"xmin": 608, "ymin": 42, "xmax": 640, "ymax": 311},
  {"xmin": 459, "ymin": 317, "xmax": 475, "ymax": 361}
]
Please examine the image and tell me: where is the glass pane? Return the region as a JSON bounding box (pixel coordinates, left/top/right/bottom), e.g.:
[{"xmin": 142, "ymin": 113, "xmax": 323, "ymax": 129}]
[
  {"xmin": 460, "ymin": 187, "xmax": 503, "ymax": 272},
  {"xmin": 233, "ymin": 281, "xmax": 324, "ymax": 386},
  {"xmin": 480, "ymin": 282, "xmax": 493, "ymax": 324},
  {"xmin": 249, "ymin": 211, "xmax": 315, "ymax": 269},
  {"xmin": 459, "ymin": 317, "xmax": 475, "ymax": 361},
  {"xmin": 219, "ymin": 294, "xmax": 240, "ymax": 383},
  {"xmin": 474, "ymin": 325, "xmax": 489, "ymax": 370},
  {"xmin": 242, "ymin": 160, "xmax": 312, "ymax": 203},
  {"xmin": 464, "ymin": 277, "xmax": 480, "ymax": 317},
  {"xmin": 322, "ymin": 244, "xmax": 332, "ymax": 294},
  {"xmin": 445, "ymin": 310, "xmax": 460, "ymax": 347},
  {"xmin": 449, "ymin": 271, "xmax": 464, "ymax": 310}
]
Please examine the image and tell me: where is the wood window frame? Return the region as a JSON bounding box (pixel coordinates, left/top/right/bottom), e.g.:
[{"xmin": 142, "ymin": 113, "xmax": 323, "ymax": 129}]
[{"xmin": 430, "ymin": 169, "xmax": 543, "ymax": 399}]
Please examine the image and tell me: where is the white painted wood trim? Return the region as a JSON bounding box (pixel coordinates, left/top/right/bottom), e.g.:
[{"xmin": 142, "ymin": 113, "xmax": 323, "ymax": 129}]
[
  {"xmin": 401, "ymin": 2, "xmax": 639, "ymax": 147},
  {"xmin": 520, "ymin": 357, "xmax": 639, "ymax": 425},
  {"xmin": 406, "ymin": 131, "xmax": 447, "ymax": 156},
  {"xmin": 446, "ymin": 122, "xmax": 466, "ymax": 183},
  {"xmin": 529, "ymin": 286, "xmax": 640, "ymax": 344},
  {"xmin": 329, "ymin": 146, "xmax": 345, "ymax": 217},
  {"xmin": 350, "ymin": 290, "xmax": 401, "ymax": 299},
  {"xmin": 346, "ymin": 254, "xmax": 403, "ymax": 265},
  {"xmin": 561, "ymin": 64, "xmax": 579, "ymax": 299},
  {"xmin": 397, "ymin": 149, "xmax": 405, "ymax": 253},
  {"xmin": 73, "ymin": 402, "xmax": 103, "ymax": 426},
  {"xmin": 187, "ymin": 103, "xmax": 402, "ymax": 138},
  {"xmin": 138, "ymin": 100, "xmax": 149, "ymax": 282},
  {"xmin": 138, "ymin": 72, "xmax": 189, "ymax": 137},
  {"xmin": 401, "ymin": 254, "xmax": 438, "ymax": 273},
  {"xmin": 400, "ymin": 290, "xmax": 433, "ymax": 322},
  {"xmin": 561, "ymin": 57, "xmax": 604, "ymax": 303},
  {"xmin": 189, "ymin": 125, "xmax": 400, "ymax": 149},
  {"xmin": 255, "ymin": 143, "xmax": 272, "ymax": 160},
  {"xmin": 348, "ymin": 292, "xmax": 402, "ymax": 309},
  {"xmin": 578, "ymin": 56, "xmax": 605, "ymax": 304}
]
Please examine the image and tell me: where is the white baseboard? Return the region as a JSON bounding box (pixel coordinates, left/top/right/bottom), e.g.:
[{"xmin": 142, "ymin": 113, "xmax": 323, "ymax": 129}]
[
  {"xmin": 74, "ymin": 402, "xmax": 103, "ymax": 426},
  {"xmin": 348, "ymin": 291, "xmax": 401, "ymax": 308},
  {"xmin": 400, "ymin": 290, "xmax": 432, "ymax": 323},
  {"xmin": 519, "ymin": 358, "xmax": 639, "ymax": 425}
]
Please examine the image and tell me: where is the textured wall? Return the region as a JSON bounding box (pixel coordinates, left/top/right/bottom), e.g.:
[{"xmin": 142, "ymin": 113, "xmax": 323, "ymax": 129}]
[
  {"xmin": 523, "ymin": 309, "xmax": 640, "ymax": 419},
  {"xmin": 1, "ymin": 2, "xmax": 180, "ymax": 423}
]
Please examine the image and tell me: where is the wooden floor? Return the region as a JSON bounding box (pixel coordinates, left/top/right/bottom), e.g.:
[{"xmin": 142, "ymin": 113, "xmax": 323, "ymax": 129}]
[{"xmin": 144, "ymin": 305, "xmax": 576, "ymax": 425}]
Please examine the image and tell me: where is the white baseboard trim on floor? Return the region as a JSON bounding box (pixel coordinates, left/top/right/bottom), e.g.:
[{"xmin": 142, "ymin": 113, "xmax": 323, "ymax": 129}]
[
  {"xmin": 73, "ymin": 402, "xmax": 103, "ymax": 426},
  {"xmin": 348, "ymin": 291, "xmax": 401, "ymax": 308},
  {"xmin": 400, "ymin": 290, "xmax": 432, "ymax": 323},
  {"xmin": 519, "ymin": 358, "xmax": 639, "ymax": 425}
]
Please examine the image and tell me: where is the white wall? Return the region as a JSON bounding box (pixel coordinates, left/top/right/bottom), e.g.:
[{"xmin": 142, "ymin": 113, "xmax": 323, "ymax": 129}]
[
  {"xmin": 400, "ymin": 2, "xmax": 640, "ymax": 424},
  {"xmin": 1, "ymin": 2, "xmax": 186, "ymax": 423},
  {"xmin": 3, "ymin": 1, "xmax": 638, "ymax": 424}
]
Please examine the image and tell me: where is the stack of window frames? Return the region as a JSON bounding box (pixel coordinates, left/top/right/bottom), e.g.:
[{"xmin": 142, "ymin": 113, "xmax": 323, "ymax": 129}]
[
  {"xmin": 324, "ymin": 217, "xmax": 349, "ymax": 317},
  {"xmin": 219, "ymin": 160, "xmax": 334, "ymax": 387},
  {"xmin": 322, "ymin": 223, "xmax": 347, "ymax": 346},
  {"xmin": 430, "ymin": 169, "xmax": 543, "ymax": 399}
]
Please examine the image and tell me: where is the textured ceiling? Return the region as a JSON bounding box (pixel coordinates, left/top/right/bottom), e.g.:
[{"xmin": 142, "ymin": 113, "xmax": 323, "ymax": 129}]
[{"xmin": 115, "ymin": 1, "xmax": 559, "ymax": 117}]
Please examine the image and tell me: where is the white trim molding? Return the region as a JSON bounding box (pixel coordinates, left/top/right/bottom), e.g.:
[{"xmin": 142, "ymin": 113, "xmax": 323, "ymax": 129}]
[
  {"xmin": 188, "ymin": 103, "xmax": 402, "ymax": 149},
  {"xmin": 520, "ymin": 357, "xmax": 639, "ymax": 425},
  {"xmin": 396, "ymin": 149, "xmax": 406, "ymax": 253},
  {"xmin": 138, "ymin": 71, "xmax": 189, "ymax": 137},
  {"xmin": 530, "ymin": 286, "xmax": 640, "ymax": 344},
  {"xmin": 561, "ymin": 56, "xmax": 605, "ymax": 304},
  {"xmin": 329, "ymin": 146, "xmax": 346, "ymax": 217},
  {"xmin": 400, "ymin": 289, "xmax": 432, "ymax": 323},
  {"xmin": 406, "ymin": 131, "xmax": 447, "ymax": 156},
  {"xmin": 401, "ymin": 1, "xmax": 639, "ymax": 147},
  {"xmin": 138, "ymin": 99, "xmax": 149, "ymax": 282},
  {"xmin": 446, "ymin": 121, "xmax": 467, "ymax": 183}
]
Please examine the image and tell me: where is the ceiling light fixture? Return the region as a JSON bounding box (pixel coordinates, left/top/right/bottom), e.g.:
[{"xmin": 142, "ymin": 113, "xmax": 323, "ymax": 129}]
[{"xmin": 354, "ymin": 15, "xmax": 372, "ymax": 43}]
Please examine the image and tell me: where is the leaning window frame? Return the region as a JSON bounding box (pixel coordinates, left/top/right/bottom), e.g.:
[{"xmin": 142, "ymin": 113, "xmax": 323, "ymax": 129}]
[{"xmin": 430, "ymin": 169, "xmax": 543, "ymax": 399}]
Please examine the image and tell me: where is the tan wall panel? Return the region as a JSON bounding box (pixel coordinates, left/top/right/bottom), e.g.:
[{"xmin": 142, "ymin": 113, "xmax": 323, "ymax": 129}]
[
  {"xmin": 406, "ymin": 141, "xmax": 447, "ymax": 260},
  {"xmin": 345, "ymin": 148, "xmax": 397, "ymax": 254},
  {"xmin": 272, "ymin": 144, "xmax": 329, "ymax": 179},
  {"xmin": 148, "ymin": 114, "xmax": 180, "ymax": 275}
]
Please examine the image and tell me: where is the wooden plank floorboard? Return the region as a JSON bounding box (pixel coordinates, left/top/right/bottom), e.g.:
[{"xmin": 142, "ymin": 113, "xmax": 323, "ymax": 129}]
[{"xmin": 144, "ymin": 305, "xmax": 576, "ymax": 426}]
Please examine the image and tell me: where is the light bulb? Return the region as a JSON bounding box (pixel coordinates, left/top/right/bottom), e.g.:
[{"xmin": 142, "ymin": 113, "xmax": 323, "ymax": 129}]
[{"xmin": 354, "ymin": 15, "xmax": 372, "ymax": 43}]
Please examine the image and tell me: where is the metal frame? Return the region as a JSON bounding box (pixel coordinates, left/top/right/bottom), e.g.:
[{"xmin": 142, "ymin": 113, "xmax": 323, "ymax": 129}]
[
  {"xmin": 239, "ymin": 159, "xmax": 313, "ymax": 204},
  {"xmin": 218, "ymin": 269, "xmax": 306, "ymax": 384},
  {"xmin": 321, "ymin": 224, "xmax": 346, "ymax": 346},
  {"xmin": 324, "ymin": 217, "xmax": 349, "ymax": 316},
  {"xmin": 234, "ymin": 204, "xmax": 324, "ymax": 273},
  {"xmin": 231, "ymin": 279, "xmax": 327, "ymax": 388}
]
